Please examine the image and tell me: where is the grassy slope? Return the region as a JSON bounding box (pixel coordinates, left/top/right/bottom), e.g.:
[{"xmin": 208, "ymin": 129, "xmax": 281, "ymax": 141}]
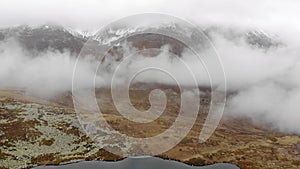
[{"xmin": 0, "ymin": 89, "xmax": 300, "ymax": 169}]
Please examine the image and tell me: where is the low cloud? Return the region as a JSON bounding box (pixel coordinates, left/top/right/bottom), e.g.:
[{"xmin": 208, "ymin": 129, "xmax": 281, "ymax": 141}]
[
  {"xmin": 0, "ymin": 39, "xmax": 96, "ymax": 98},
  {"xmin": 1, "ymin": 25, "xmax": 300, "ymax": 135}
]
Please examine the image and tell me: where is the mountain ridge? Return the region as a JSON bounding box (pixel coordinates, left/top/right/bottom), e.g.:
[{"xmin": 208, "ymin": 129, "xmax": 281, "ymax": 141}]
[{"xmin": 0, "ymin": 24, "xmax": 281, "ymax": 56}]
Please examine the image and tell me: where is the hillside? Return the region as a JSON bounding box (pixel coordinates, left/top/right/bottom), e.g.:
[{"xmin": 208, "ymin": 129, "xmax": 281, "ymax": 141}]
[{"xmin": 1, "ymin": 89, "xmax": 300, "ymax": 169}]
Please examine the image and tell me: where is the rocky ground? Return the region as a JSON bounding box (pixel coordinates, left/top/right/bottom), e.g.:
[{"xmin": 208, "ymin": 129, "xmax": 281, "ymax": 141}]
[{"xmin": 1, "ymin": 89, "xmax": 300, "ymax": 169}]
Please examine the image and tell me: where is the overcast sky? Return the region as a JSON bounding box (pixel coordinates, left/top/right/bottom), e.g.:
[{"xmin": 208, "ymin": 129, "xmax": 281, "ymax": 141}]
[{"xmin": 0, "ymin": 0, "xmax": 300, "ymax": 31}]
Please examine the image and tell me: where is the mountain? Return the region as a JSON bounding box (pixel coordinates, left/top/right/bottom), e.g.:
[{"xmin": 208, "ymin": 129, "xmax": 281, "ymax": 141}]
[
  {"xmin": 0, "ymin": 24, "xmax": 281, "ymax": 57},
  {"xmin": 0, "ymin": 24, "xmax": 298, "ymax": 169},
  {"xmin": 204, "ymin": 26, "xmax": 280, "ymax": 49},
  {"xmin": 0, "ymin": 25, "xmax": 87, "ymax": 55}
]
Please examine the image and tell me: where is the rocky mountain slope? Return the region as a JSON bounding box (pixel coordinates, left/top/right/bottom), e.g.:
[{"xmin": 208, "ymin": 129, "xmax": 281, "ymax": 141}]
[{"xmin": 1, "ymin": 89, "xmax": 300, "ymax": 169}]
